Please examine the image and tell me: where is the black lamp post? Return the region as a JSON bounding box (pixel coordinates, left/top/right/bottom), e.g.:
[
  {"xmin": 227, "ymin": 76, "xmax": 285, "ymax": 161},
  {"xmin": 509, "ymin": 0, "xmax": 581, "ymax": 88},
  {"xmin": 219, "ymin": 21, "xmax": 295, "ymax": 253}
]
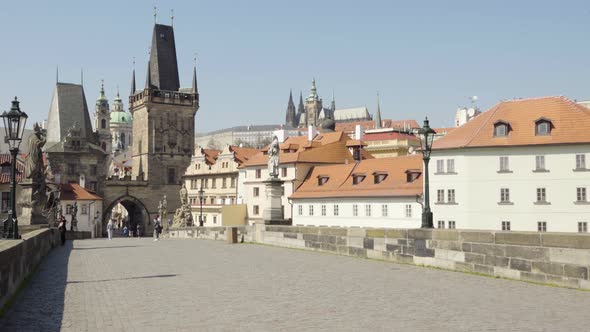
[
  {"xmin": 417, "ymin": 117, "xmax": 436, "ymax": 228},
  {"xmin": 198, "ymin": 187, "xmax": 204, "ymax": 227},
  {"xmin": 1, "ymin": 97, "xmax": 28, "ymax": 239}
]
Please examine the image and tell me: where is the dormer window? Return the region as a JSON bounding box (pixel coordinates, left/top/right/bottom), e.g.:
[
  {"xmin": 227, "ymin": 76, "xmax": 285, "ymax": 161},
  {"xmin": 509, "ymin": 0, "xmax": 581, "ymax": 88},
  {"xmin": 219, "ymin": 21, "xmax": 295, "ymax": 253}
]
[
  {"xmin": 352, "ymin": 174, "xmax": 366, "ymax": 185},
  {"xmin": 535, "ymin": 118, "xmax": 552, "ymax": 136},
  {"xmin": 405, "ymin": 169, "xmax": 421, "ymax": 183},
  {"xmin": 373, "ymin": 172, "xmax": 388, "ymax": 184},
  {"xmin": 317, "ymin": 176, "xmax": 329, "ymax": 186},
  {"xmin": 493, "ymin": 121, "xmax": 510, "ymax": 137}
]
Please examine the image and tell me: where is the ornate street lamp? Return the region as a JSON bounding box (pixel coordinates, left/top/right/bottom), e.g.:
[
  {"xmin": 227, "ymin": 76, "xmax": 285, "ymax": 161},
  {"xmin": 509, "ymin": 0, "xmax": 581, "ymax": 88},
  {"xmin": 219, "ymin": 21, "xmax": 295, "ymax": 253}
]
[
  {"xmin": 1, "ymin": 97, "xmax": 28, "ymax": 239},
  {"xmin": 417, "ymin": 117, "xmax": 436, "ymax": 228},
  {"xmin": 198, "ymin": 187, "xmax": 204, "ymax": 227}
]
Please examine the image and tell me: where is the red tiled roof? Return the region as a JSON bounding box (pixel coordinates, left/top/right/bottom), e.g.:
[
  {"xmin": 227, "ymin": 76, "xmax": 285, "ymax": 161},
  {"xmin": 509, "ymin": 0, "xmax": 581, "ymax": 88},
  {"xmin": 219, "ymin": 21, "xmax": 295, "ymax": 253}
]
[
  {"xmin": 201, "ymin": 148, "xmax": 221, "ymax": 165},
  {"xmin": 433, "ymin": 96, "xmax": 590, "ymax": 150},
  {"xmin": 229, "ymin": 146, "xmax": 261, "ymax": 166},
  {"xmin": 60, "ymin": 183, "xmax": 102, "ymax": 201},
  {"xmin": 363, "ymin": 131, "xmax": 419, "ymax": 142},
  {"xmin": 0, "ymin": 154, "xmax": 25, "ymax": 184},
  {"xmin": 290, "ymin": 154, "xmax": 423, "ymax": 199}
]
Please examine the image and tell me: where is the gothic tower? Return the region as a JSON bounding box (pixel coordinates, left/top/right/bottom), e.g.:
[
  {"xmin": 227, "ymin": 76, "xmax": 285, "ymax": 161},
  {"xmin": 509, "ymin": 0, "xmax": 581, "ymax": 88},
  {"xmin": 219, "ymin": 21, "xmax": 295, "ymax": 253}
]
[
  {"xmin": 95, "ymin": 81, "xmax": 112, "ymax": 154},
  {"xmin": 129, "ymin": 23, "xmax": 199, "ymax": 184},
  {"xmin": 305, "ymin": 79, "xmax": 323, "ymax": 127},
  {"xmin": 285, "ymin": 90, "xmax": 297, "ymax": 128}
]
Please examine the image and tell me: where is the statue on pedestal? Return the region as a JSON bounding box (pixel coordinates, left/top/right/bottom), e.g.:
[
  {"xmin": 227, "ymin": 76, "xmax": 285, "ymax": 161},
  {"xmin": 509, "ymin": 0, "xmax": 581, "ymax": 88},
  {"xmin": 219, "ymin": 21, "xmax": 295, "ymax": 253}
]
[
  {"xmin": 172, "ymin": 186, "xmax": 192, "ymax": 228},
  {"xmin": 267, "ymin": 136, "xmax": 279, "ymax": 179},
  {"xmin": 70, "ymin": 202, "xmax": 78, "ymax": 231}
]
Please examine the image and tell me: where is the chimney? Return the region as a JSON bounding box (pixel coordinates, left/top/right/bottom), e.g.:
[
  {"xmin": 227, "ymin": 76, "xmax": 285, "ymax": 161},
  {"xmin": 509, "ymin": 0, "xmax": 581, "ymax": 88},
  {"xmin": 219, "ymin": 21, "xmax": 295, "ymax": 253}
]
[
  {"xmin": 308, "ymin": 125, "xmax": 316, "ymax": 141},
  {"xmin": 274, "ymin": 129, "xmax": 286, "ymax": 143},
  {"xmin": 355, "ymin": 125, "xmax": 363, "ymax": 141},
  {"xmin": 79, "ymin": 174, "xmax": 86, "ymax": 188}
]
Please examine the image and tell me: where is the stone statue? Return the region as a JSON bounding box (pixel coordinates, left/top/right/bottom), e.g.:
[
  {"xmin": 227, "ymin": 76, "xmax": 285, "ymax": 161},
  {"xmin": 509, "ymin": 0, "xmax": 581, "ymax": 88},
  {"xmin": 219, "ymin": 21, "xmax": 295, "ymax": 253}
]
[
  {"xmin": 267, "ymin": 135, "xmax": 280, "ymax": 178},
  {"xmin": 179, "ymin": 184, "xmax": 188, "ymax": 206},
  {"xmin": 25, "ymin": 123, "xmax": 46, "ymax": 180},
  {"xmin": 70, "ymin": 202, "xmax": 78, "ymax": 231}
]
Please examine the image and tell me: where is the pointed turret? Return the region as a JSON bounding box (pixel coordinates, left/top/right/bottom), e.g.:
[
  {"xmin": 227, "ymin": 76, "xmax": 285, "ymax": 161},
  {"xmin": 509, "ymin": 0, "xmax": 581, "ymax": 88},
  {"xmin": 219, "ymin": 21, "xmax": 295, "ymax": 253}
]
[
  {"xmin": 331, "ymin": 91, "xmax": 336, "ymax": 111},
  {"xmin": 130, "ymin": 61, "xmax": 136, "ymax": 95},
  {"xmin": 148, "ymin": 24, "xmax": 180, "ymax": 91},
  {"xmin": 192, "ymin": 63, "xmax": 198, "ymax": 94},
  {"xmin": 375, "ymin": 92, "xmax": 382, "ymax": 129},
  {"xmin": 297, "ymin": 91, "xmax": 304, "ymax": 115},
  {"xmin": 145, "ymin": 60, "xmax": 152, "ymax": 89},
  {"xmin": 285, "ymin": 89, "xmax": 297, "ymax": 128}
]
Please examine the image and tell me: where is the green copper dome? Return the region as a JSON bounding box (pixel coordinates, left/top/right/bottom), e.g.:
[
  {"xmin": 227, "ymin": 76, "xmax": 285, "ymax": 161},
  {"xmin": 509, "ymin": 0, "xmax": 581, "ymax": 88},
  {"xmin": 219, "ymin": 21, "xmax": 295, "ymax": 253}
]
[{"xmin": 110, "ymin": 111, "xmax": 132, "ymax": 124}]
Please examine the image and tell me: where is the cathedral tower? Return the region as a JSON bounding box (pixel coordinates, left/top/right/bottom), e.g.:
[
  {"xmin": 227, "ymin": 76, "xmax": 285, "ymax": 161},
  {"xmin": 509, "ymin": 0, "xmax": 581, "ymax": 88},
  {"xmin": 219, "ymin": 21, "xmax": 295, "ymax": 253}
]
[
  {"xmin": 285, "ymin": 90, "xmax": 297, "ymax": 128},
  {"xmin": 95, "ymin": 81, "xmax": 112, "ymax": 154},
  {"xmin": 305, "ymin": 79, "xmax": 323, "ymax": 127},
  {"xmin": 129, "ymin": 23, "xmax": 199, "ymax": 184}
]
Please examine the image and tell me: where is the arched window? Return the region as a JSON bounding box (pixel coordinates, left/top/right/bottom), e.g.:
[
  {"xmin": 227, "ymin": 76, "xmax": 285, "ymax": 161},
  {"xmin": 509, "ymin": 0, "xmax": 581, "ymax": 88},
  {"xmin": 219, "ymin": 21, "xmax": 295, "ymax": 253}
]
[
  {"xmin": 120, "ymin": 133, "xmax": 126, "ymax": 149},
  {"xmin": 493, "ymin": 121, "xmax": 510, "ymax": 137},
  {"xmin": 535, "ymin": 119, "xmax": 552, "ymax": 136},
  {"xmin": 101, "ymin": 119, "xmax": 106, "ymax": 129}
]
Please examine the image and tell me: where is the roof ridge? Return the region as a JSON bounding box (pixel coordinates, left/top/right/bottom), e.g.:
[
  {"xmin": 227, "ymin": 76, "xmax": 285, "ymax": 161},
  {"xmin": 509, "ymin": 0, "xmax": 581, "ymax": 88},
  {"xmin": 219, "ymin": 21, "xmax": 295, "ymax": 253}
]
[
  {"xmin": 502, "ymin": 95, "xmax": 563, "ymax": 103},
  {"xmin": 463, "ymin": 103, "xmax": 502, "ymax": 147}
]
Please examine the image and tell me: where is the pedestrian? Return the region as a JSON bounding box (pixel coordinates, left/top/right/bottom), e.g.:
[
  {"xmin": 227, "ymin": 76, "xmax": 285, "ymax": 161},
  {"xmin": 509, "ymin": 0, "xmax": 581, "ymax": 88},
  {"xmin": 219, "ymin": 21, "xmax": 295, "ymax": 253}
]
[
  {"xmin": 153, "ymin": 215, "xmax": 161, "ymax": 241},
  {"xmin": 107, "ymin": 219, "xmax": 114, "ymax": 240},
  {"xmin": 58, "ymin": 217, "xmax": 67, "ymax": 246},
  {"xmin": 136, "ymin": 224, "xmax": 141, "ymax": 238},
  {"xmin": 123, "ymin": 225, "xmax": 129, "ymax": 238}
]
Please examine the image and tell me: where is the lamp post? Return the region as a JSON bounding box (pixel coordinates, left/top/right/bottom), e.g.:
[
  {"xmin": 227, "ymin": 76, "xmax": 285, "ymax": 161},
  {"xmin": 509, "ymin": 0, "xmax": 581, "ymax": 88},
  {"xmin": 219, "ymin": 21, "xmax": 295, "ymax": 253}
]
[
  {"xmin": 198, "ymin": 187, "xmax": 204, "ymax": 227},
  {"xmin": 1, "ymin": 97, "xmax": 28, "ymax": 239},
  {"xmin": 417, "ymin": 117, "xmax": 435, "ymax": 228}
]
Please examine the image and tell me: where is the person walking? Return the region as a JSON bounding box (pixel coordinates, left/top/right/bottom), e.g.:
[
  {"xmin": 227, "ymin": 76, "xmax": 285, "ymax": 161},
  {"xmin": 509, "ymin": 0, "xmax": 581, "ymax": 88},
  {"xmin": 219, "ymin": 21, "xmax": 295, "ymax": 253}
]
[
  {"xmin": 153, "ymin": 215, "xmax": 161, "ymax": 241},
  {"xmin": 136, "ymin": 224, "xmax": 141, "ymax": 238},
  {"xmin": 123, "ymin": 225, "xmax": 129, "ymax": 238},
  {"xmin": 58, "ymin": 216, "xmax": 67, "ymax": 246},
  {"xmin": 107, "ymin": 219, "xmax": 114, "ymax": 240}
]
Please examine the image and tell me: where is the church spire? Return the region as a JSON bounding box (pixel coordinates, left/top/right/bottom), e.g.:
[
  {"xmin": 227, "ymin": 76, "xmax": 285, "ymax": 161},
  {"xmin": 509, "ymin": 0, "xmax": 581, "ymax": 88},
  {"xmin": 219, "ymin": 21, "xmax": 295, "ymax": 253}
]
[
  {"xmin": 375, "ymin": 92, "xmax": 382, "ymax": 129},
  {"xmin": 130, "ymin": 58, "xmax": 136, "ymax": 95},
  {"xmin": 192, "ymin": 56, "xmax": 198, "ymax": 94},
  {"xmin": 297, "ymin": 91, "xmax": 304, "ymax": 115},
  {"xmin": 331, "ymin": 91, "xmax": 335, "ymax": 111},
  {"xmin": 285, "ymin": 89, "xmax": 297, "ymax": 128},
  {"xmin": 145, "ymin": 59, "xmax": 152, "ymax": 89}
]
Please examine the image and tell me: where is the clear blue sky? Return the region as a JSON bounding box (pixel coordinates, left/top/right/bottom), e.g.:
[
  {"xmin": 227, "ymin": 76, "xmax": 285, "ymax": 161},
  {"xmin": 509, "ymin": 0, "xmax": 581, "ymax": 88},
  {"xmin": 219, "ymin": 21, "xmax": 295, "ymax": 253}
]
[{"xmin": 0, "ymin": 0, "xmax": 589, "ymax": 133}]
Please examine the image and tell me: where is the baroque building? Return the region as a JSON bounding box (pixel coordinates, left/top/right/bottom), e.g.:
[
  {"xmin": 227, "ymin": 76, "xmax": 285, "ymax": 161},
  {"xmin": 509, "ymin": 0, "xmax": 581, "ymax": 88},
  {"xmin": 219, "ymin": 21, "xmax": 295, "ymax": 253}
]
[
  {"xmin": 94, "ymin": 82, "xmax": 112, "ymax": 154},
  {"xmin": 110, "ymin": 89, "xmax": 133, "ymax": 153}
]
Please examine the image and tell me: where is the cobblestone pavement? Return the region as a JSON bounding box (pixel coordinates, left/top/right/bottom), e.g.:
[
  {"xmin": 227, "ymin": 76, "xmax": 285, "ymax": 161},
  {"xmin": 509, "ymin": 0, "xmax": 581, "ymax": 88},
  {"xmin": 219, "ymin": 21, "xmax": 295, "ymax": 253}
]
[{"xmin": 1, "ymin": 238, "xmax": 589, "ymax": 331}]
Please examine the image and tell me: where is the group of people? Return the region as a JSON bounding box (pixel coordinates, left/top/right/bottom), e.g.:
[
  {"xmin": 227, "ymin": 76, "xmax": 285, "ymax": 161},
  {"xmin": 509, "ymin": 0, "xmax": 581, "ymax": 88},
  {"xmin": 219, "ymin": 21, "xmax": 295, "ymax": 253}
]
[{"xmin": 104, "ymin": 215, "xmax": 164, "ymax": 241}]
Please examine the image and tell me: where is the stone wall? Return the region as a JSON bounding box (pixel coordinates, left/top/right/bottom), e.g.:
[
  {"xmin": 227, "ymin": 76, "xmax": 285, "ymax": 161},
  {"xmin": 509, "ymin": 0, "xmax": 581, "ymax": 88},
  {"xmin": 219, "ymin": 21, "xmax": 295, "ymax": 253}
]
[
  {"xmin": 168, "ymin": 226, "xmax": 255, "ymax": 243},
  {"xmin": 169, "ymin": 225, "xmax": 590, "ymax": 290},
  {"xmin": 0, "ymin": 229, "xmax": 91, "ymax": 309}
]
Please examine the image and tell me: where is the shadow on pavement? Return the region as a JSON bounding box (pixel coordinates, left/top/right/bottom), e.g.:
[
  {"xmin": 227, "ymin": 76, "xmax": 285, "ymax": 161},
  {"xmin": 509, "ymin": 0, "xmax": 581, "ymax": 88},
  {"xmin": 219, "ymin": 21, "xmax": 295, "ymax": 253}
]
[{"xmin": 67, "ymin": 274, "xmax": 177, "ymax": 284}]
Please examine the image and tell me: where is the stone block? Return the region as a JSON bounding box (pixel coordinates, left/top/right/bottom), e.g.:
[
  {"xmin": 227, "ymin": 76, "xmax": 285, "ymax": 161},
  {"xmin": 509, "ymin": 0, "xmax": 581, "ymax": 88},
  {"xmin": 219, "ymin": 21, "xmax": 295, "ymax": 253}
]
[
  {"xmin": 347, "ymin": 228, "xmax": 366, "ymax": 237},
  {"xmin": 305, "ymin": 241, "xmax": 320, "ymax": 249},
  {"xmin": 335, "ymin": 236, "xmax": 347, "ymax": 246},
  {"xmin": 432, "ymin": 229, "xmax": 459, "ymax": 241},
  {"xmin": 459, "ymin": 231, "xmax": 495, "ymax": 243},
  {"xmin": 402, "ymin": 245, "xmax": 415, "ymax": 256},
  {"xmin": 366, "ymin": 229, "xmax": 385, "ymax": 238},
  {"xmin": 318, "ymin": 235, "xmax": 336, "ymax": 245},
  {"xmin": 563, "ymin": 265, "xmax": 588, "ymax": 279},
  {"xmin": 319, "ymin": 227, "xmax": 347, "ymax": 236},
  {"xmin": 462, "ymin": 243, "xmax": 472, "ymax": 252},
  {"xmin": 434, "ymin": 249, "xmax": 465, "ymax": 262},
  {"xmin": 373, "ymin": 238, "xmax": 386, "ymax": 252},
  {"xmin": 531, "ymin": 262, "xmax": 563, "ymax": 276},
  {"xmin": 302, "ymin": 234, "xmax": 319, "ymax": 242},
  {"xmin": 396, "ymin": 239, "xmax": 408, "ymax": 246},
  {"xmin": 548, "ymin": 248, "xmax": 590, "ymax": 266},
  {"xmin": 546, "ymin": 275, "xmax": 580, "ymax": 289},
  {"xmin": 521, "ymin": 272, "xmax": 547, "ymax": 283},
  {"xmin": 385, "ymin": 244, "xmax": 401, "ymax": 253},
  {"xmin": 385, "ymin": 229, "xmax": 408, "ymax": 239},
  {"xmin": 348, "ymin": 237, "xmax": 364, "ymax": 249},
  {"xmin": 348, "ymin": 247, "xmax": 367, "ymax": 258},
  {"xmin": 320, "ymin": 243, "xmax": 337, "ymax": 252},
  {"xmin": 455, "ymin": 262, "xmax": 474, "ymax": 272},
  {"xmin": 495, "ymin": 232, "xmax": 541, "ymax": 246},
  {"xmin": 283, "ymin": 232, "xmax": 297, "ymax": 239},
  {"xmin": 465, "ymin": 252, "xmax": 485, "ymax": 265},
  {"xmin": 392, "ymin": 253, "xmax": 414, "ymax": 264},
  {"xmin": 509, "ymin": 258, "xmax": 532, "ymax": 272},
  {"xmin": 336, "ymin": 245, "xmax": 349, "ymax": 255},
  {"xmin": 504, "ymin": 245, "xmax": 549, "ymax": 261},
  {"xmin": 430, "ymin": 240, "xmax": 462, "ymax": 251},
  {"xmin": 363, "ymin": 238, "xmax": 374, "ymax": 250},
  {"xmin": 367, "ymin": 249, "xmax": 389, "ymax": 260},
  {"xmin": 484, "ymin": 255, "xmax": 509, "ymax": 268},
  {"xmin": 299, "ymin": 227, "xmax": 320, "ymax": 235},
  {"xmin": 470, "ymin": 243, "xmax": 506, "ymax": 257},
  {"xmin": 474, "ymin": 264, "xmax": 494, "ymax": 275},
  {"xmin": 408, "ymin": 229, "xmax": 433, "ymax": 240},
  {"xmin": 580, "ymin": 279, "xmax": 590, "ymax": 290},
  {"xmin": 541, "ymin": 234, "xmax": 590, "ymax": 249}
]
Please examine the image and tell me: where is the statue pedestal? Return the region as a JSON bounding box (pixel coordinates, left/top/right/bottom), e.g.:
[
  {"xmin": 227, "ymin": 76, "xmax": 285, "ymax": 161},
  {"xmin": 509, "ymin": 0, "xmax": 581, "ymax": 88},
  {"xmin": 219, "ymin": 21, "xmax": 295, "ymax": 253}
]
[
  {"xmin": 261, "ymin": 177, "xmax": 285, "ymax": 224},
  {"xmin": 17, "ymin": 180, "xmax": 47, "ymax": 225}
]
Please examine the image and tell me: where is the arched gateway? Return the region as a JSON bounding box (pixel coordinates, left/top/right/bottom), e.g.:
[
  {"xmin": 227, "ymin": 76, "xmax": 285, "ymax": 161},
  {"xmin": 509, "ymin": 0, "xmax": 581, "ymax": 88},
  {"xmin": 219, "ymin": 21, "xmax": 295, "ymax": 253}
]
[{"xmin": 103, "ymin": 195, "xmax": 150, "ymax": 237}]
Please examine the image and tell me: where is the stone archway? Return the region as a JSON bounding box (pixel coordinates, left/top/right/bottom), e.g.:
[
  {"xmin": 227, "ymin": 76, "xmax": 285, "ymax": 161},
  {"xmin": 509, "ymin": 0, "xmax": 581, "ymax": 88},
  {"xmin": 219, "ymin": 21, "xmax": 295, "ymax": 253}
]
[{"xmin": 103, "ymin": 195, "xmax": 150, "ymax": 237}]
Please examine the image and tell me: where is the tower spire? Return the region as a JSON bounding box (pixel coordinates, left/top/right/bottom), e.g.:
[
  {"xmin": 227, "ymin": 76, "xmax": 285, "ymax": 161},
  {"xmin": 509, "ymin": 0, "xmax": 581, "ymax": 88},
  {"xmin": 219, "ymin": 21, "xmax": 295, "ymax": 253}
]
[
  {"xmin": 145, "ymin": 59, "xmax": 152, "ymax": 89},
  {"xmin": 285, "ymin": 89, "xmax": 297, "ymax": 128},
  {"xmin": 375, "ymin": 91, "xmax": 382, "ymax": 129},
  {"xmin": 56, "ymin": 65, "xmax": 59, "ymax": 84},
  {"xmin": 192, "ymin": 55, "xmax": 198, "ymax": 94},
  {"xmin": 130, "ymin": 57, "xmax": 136, "ymax": 95},
  {"xmin": 80, "ymin": 68, "xmax": 84, "ymax": 86},
  {"xmin": 331, "ymin": 90, "xmax": 335, "ymax": 111},
  {"xmin": 153, "ymin": 6, "xmax": 157, "ymax": 24},
  {"xmin": 170, "ymin": 9, "xmax": 174, "ymax": 26}
]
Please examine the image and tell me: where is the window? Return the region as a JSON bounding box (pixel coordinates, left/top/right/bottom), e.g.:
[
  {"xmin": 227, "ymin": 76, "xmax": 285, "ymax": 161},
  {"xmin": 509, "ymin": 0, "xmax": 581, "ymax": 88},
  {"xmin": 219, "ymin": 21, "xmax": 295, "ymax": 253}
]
[
  {"xmin": 576, "ymin": 154, "xmax": 586, "ymax": 170},
  {"xmin": 577, "ymin": 187, "xmax": 587, "ymax": 202},
  {"xmin": 352, "ymin": 204, "xmax": 358, "ymax": 217},
  {"xmin": 447, "ymin": 159, "xmax": 455, "ymax": 173},
  {"xmin": 536, "ymin": 188, "xmax": 547, "ymax": 203},
  {"xmin": 1, "ymin": 192, "xmax": 9, "ymax": 213},
  {"xmin": 535, "ymin": 120, "xmax": 551, "ymax": 136},
  {"xmin": 333, "ymin": 204, "xmax": 339, "ymax": 216},
  {"xmin": 381, "ymin": 204, "xmax": 388, "ymax": 217},
  {"xmin": 447, "ymin": 189, "xmax": 455, "ymax": 203},
  {"xmin": 500, "ymin": 188, "xmax": 510, "ymax": 203},
  {"xmin": 168, "ymin": 168, "xmax": 176, "ymax": 184},
  {"xmin": 66, "ymin": 204, "xmax": 73, "ymax": 215},
  {"xmin": 352, "ymin": 174, "xmax": 366, "ymax": 185},
  {"xmin": 436, "ymin": 160, "xmax": 444, "ymax": 173},
  {"xmin": 90, "ymin": 165, "xmax": 97, "ymax": 176},
  {"xmin": 89, "ymin": 182, "xmax": 97, "ymax": 192},
  {"xmin": 281, "ymin": 168, "xmax": 287, "ymax": 177},
  {"xmin": 405, "ymin": 204, "xmax": 412, "ymax": 218},
  {"xmin": 318, "ymin": 176, "xmax": 329, "ymax": 186},
  {"xmin": 537, "ymin": 221, "xmax": 547, "ymax": 232},
  {"xmin": 222, "ymin": 178, "xmax": 227, "ymax": 188},
  {"xmin": 101, "ymin": 119, "xmax": 106, "ymax": 129},
  {"xmin": 253, "ymin": 205, "xmax": 259, "ymax": 215},
  {"xmin": 365, "ymin": 204, "xmax": 371, "ymax": 217},
  {"xmin": 494, "ymin": 123, "xmax": 509, "ymax": 137},
  {"xmin": 231, "ymin": 177, "xmax": 236, "ymax": 188},
  {"xmin": 321, "ymin": 205, "xmax": 326, "ymax": 216},
  {"xmin": 211, "ymin": 179, "xmax": 217, "ymax": 189},
  {"xmin": 298, "ymin": 205, "xmax": 303, "ymax": 216},
  {"xmin": 255, "ymin": 169, "xmax": 261, "ymax": 179},
  {"xmin": 437, "ymin": 189, "xmax": 445, "ymax": 203},
  {"xmin": 253, "ymin": 187, "xmax": 259, "ymax": 197},
  {"xmin": 502, "ymin": 221, "xmax": 511, "ymax": 231},
  {"xmin": 499, "ymin": 156, "xmax": 510, "ymax": 172},
  {"xmin": 579, "ymin": 222, "xmax": 588, "ymax": 233},
  {"xmin": 213, "ymin": 216, "xmax": 217, "ymax": 224},
  {"xmin": 535, "ymin": 156, "xmax": 546, "ymax": 171},
  {"xmin": 373, "ymin": 173, "xmax": 388, "ymax": 184},
  {"xmin": 448, "ymin": 221, "xmax": 456, "ymax": 229},
  {"xmin": 200, "ymin": 178, "xmax": 205, "ymax": 188},
  {"xmin": 309, "ymin": 205, "xmax": 314, "ymax": 216},
  {"xmin": 438, "ymin": 220, "xmax": 445, "ymax": 229},
  {"xmin": 81, "ymin": 204, "xmax": 88, "ymax": 215}
]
